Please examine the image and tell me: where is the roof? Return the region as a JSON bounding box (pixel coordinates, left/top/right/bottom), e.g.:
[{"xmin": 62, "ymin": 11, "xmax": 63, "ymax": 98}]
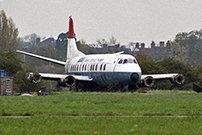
[{"xmin": 0, "ymin": 70, "xmax": 8, "ymax": 77}]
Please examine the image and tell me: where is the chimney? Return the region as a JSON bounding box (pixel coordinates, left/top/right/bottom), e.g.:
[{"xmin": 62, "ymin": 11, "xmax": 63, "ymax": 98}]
[
  {"xmin": 135, "ymin": 42, "xmax": 140, "ymax": 49},
  {"xmin": 141, "ymin": 43, "xmax": 145, "ymax": 48},
  {"xmin": 151, "ymin": 41, "xmax": 155, "ymax": 48},
  {"xmin": 36, "ymin": 38, "xmax": 41, "ymax": 45},
  {"xmin": 166, "ymin": 40, "xmax": 171, "ymax": 48},
  {"xmin": 160, "ymin": 41, "xmax": 165, "ymax": 47}
]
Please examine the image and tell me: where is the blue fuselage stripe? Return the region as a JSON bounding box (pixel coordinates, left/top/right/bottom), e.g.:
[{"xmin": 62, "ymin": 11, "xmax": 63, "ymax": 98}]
[{"xmin": 70, "ymin": 71, "xmax": 141, "ymax": 87}]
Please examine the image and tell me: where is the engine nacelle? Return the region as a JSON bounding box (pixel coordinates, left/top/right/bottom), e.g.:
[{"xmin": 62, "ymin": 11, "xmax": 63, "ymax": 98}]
[
  {"xmin": 59, "ymin": 76, "xmax": 76, "ymax": 87},
  {"xmin": 172, "ymin": 74, "xmax": 184, "ymax": 84},
  {"xmin": 138, "ymin": 76, "xmax": 155, "ymax": 87},
  {"xmin": 26, "ymin": 72, "xmax": 42, "ymax": 83},
  {"xmin": 26, "ymin": 72, "xmax": 33, "ymax": 81},
  {"xmin": 65, "ymin": 76, "xmax": 75, "ymax": 86}
]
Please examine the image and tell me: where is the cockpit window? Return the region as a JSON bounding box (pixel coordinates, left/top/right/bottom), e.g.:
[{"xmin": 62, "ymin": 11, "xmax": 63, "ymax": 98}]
[
  {"xmin": 119, "ymin": 58, "xmax": 138, "ymax": 64},
  {"xmin": 128, "ymin": 59, "xmax": 137, "ymax": 63},
  {"xmin": 133, "ymin": 59, "xmax": 137, "ymax": 64},
  {"xmin": 118, "ymin": 59, "xmax": 123, "ymax": 64},
  {"xmin": 123, "ymin": 59, "xmax": 127, "ymax": 64}
]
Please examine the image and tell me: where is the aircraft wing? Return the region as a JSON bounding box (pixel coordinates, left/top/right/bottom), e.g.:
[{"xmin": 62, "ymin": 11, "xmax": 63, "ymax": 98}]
[
  {"xmin": 38, "ymin": 73, "xmax": 93, "ymax": 81},
  {"xmin": 141, "ymin": 73, "xmax": 179, "ymax": 80},
  {"xmin": 27, "ymin": 72, "xmax": 93, "ymax": 86},
  {"xmin": 16, "ymin": 50, "xmax": 66, "ymax": 66},
  {"xmin": 139, "ymin": 73, "xmax": 184, "ymax": 87}
]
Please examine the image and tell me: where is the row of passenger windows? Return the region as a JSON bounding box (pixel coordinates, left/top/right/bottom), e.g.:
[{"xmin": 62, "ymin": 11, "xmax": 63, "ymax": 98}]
[{"xmin": 70, "ymin": 63, "xmax": 107, "ymax": 72}]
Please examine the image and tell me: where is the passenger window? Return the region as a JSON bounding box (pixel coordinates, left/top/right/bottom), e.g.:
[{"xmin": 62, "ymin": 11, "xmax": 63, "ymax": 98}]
[
  {"xmin": 118, "ymin": 59, "xmax": 123, "ymax": 64},
  {"xmin": 95, "ymin": 64, "xmax": 98, "ymax": 71},
  {"xmin": 84, "ymin": 64, "xmax": 87, "ymax": 71},
  {"xmin": 103, "ymin": 64, "xmax": 106, "ymax": 70},
  {"xmin": 82, "ymin": 65, "xmax": 85, "ymax": 71},
  {"xmin": 77, "ymin": 65, "xmax": 79, "ymax": 71},
  {"xmin": 100, "ymin": 64, "xmax": 103, "ymax": 70}
]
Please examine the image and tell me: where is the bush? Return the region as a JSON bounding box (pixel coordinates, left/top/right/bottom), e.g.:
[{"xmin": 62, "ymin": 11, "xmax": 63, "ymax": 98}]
[{"xmin": 14, "ymin": 70, "xmax": 42, "ymax": 93}]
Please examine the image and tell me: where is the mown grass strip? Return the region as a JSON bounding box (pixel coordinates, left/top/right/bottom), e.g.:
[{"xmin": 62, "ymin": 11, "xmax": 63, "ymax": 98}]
[{"xmin": 0, "ymin": 90, "xmax": 201, "ymax": 134}]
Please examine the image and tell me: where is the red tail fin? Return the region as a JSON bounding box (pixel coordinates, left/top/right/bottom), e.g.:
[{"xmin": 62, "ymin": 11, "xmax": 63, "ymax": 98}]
[{"xmin": 68, "ymin": 16, "xmax": 75, "ymax": 39}]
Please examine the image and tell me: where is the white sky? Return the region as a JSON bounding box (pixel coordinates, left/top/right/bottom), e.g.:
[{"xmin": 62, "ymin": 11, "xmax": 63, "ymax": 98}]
[{"xmin": 1, "ymin": 0, "xmax": 202, "ymax": 46}]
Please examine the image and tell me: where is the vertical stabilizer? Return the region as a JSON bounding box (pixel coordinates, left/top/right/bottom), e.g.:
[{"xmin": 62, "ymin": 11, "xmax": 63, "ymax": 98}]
[
  {"xmin": 67, "ymin": 17, "xmax": 84, "ymax": 62},
  {"xmin": 68, "ymin": 17, "xmax": 75, "ymax": 39}
]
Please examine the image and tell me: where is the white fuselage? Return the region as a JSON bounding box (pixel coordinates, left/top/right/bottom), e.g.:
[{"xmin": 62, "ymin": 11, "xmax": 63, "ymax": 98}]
[{"xmin": 66, "ymin": 52, "xmax": 142, "ymax": 87}]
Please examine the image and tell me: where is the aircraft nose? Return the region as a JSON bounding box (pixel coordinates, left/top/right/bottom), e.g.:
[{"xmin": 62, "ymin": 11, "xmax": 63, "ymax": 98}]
[{"xmin": 131, "ymin": 73, "xmax": 139, "ymax": 83}]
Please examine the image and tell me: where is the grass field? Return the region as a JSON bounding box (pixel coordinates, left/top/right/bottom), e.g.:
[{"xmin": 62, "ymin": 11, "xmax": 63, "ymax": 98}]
[{"xmin": 0, "ymin": 90, "xmax": 202, "ymax": 134}]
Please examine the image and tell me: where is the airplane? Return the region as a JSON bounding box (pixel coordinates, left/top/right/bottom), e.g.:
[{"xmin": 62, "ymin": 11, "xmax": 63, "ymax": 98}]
[{"xmin": 16, "ymin": 17, "xmax": 184, "ymax": 91}]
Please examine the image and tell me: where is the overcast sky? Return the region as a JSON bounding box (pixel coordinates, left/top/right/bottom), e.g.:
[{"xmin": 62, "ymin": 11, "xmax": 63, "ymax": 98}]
[{"xmin": 1, "ymin": 0, "xmax": 202, "ymax": 46}]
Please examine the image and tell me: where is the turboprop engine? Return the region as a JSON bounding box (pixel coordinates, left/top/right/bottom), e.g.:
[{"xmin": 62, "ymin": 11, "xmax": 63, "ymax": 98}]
[
  {"xmin": 171, "ymin": 74, "xmax": 184, "ymax": 84},
  {"xmin": 137, "ymin": 74, "xmax": 184, "ymax": 87},
  {"xmin": 59, "ymin": 76, "xmax": 75, "ymax": 87},
  {"xmin": 138, "ymin": 76, "xmax": 155, "ymax": 87},
  {"xmin": 26, "ymin": 72, "xmax": 76, "ymax": 87},
  {"xmin": 26, "ymin": 73, "xmax": 42, "ymax": 83}
]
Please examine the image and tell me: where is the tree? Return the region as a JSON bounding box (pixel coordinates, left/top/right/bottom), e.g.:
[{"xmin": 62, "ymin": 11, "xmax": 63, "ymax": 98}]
[
  {"xmin": 170, "ymin": 42, "xmax": 189, "ymax": 64},
  {"xmin": 136, "ymin": 51, "xmax": 195, "ymax": 89},
  {"xmin": 96, "ymin": 36, "xmax": 118, "ymax": 45},
  {"xmin": 21, "ymin": 33, "xmax": 45, "ymax": 48},
  {"xmin": 139, "ymin": 59, "xmax": 167, "ymax": 74},
  {"xmin": 135, "ymin": 51, "xmax": 167, "ymax": 74},
  {"xmin": 109, "ymin": 36, "xmax": 117, "ymax": 44},
  {"xmin": 194, "ymin": 62, "xmax": 202, "ymax": 85},
  {"xmin": 0, "ymin": 10, "xmax": 41, "ymax": 92},
  {"xmin": 96, "ymin": 38, "xmax": 108, "ymax": 45},
  {"xmin": 0, "ymin": 10, "xmax": 21, "ymax": 53},
  {"xmin": 157, "ymin": 57, "xmax": 196, "ymax": 84},
  {"xmin": 174, "ymin": 30, "xmax": 202, "ymax": 67},
  {"xmin": 77, "ymin": 39, "xmax": 88, "ymax": 54},
  {"xmin": 55, "ymin": 32, "xmax": 68, "ymax": 59},
  {"xmin": 14, "ymin": 70, "xmax": 42, "ymax": 93},
  {"xmin": 135, "ymin": 50, "xmax": 153, "ymax": 63},
  {"xmin": 0, "ymin": 10, "xmax": 22, "ymax": 75},
  {"xmin": 0, "ymin": 52, "xmax": 23, "ymax": 75}
]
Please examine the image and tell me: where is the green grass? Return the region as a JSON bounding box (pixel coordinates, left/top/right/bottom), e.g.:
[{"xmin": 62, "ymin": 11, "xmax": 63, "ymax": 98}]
[
  {"xmin": 0, "ymin": 91, "xmax": 201, "ymax": 116},
  {"xmin": 0, "ymin": 90, "xmax": 202, "ymax": 134},
  {"xmin": 1, "ymin": 117, "xmax": 202, "ymax": 135}
]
